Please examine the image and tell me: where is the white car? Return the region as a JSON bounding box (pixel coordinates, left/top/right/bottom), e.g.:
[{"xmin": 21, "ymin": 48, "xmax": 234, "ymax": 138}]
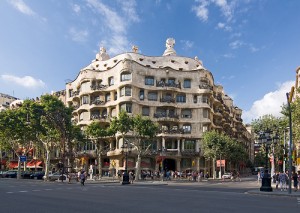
[
  {"xmin": 44, "ymin": 172, "xmax": 67, "ymax": 181},
  {"xmin": 222, "ymin": 173, "xmax": 232, "ymax": 179}
]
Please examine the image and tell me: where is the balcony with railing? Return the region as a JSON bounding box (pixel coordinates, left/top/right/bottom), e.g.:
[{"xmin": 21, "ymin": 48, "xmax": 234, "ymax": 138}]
[
  {"xmin": 90, "ymin": 99, "xmax": 106, "ymax": 105},
  {"xmin": 160, "ymin": 96, "xmax": 176, "ymax": 103},
  {"xmin": 156, "ymin": 80, "xmax": 181, "ymax": 89},
  {"xmin": 69, "ymin": 90, "xmax": 80, "ymax": 98},
  {"xmin": 154, "ymin": 112, "xmax": 179, "ymax": 120},
  {"xmin": 90, "ymin": 84, "xmax": 108, "ymax": 91}
]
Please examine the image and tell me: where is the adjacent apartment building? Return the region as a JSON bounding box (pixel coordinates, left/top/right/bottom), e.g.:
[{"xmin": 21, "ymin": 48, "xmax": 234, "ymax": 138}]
[{"xmin": 55, "ymin": 38, "xmax": 252, "ymax": 176}]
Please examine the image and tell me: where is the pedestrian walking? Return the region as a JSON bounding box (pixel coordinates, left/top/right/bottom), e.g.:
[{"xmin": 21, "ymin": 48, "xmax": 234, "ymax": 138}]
[
  {"xmin": 292, "ymin": 172, "xmax": 298, "ymax": 192},
  {"xmin": 257, "ymin": 171, "xmax": 261, "ymax": 185},
  {"xmin": 279, "ymin": 172, "xmax": 287, "ymax": 191},
  {"xmin": 80, "ymin": 171, "xmax": 86, "ymax": 186},
  {"xmin": 129, "ymin": 171, "xmax": 134, "ymax": 184}
]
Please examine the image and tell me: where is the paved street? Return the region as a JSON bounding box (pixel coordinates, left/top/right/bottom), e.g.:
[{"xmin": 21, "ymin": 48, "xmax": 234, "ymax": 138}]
[{"xmin": 0, "ymin": 177, "xmax": 299, "ymax": 213}]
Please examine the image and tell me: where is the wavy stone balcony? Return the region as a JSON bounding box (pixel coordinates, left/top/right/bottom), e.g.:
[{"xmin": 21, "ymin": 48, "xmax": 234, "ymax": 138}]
[{"xmin": 156, "ymin": 81, "xmax": 181, "ymax": 89}]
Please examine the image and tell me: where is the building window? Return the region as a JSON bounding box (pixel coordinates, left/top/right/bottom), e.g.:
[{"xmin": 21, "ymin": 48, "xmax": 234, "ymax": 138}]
[
  {"xmin": 183, "ymin": 79, "xmax": 191, "ymax": 88},
  {"xmin": 142, "ymin": 107, "xmax": 150, "ymax": 116},
  {"xmin": 148, "ymin": 92, "xmax": 158, "ymax": 101},
  {"xmin": 203, "ymin": 109, "xmax": 209, "ymax": 118},
  {"xmin": 168, "ymin": 78, "xmax": 175, "ymax": 84},
  {"xmin": 182, "ymin": 109, "xmax": 192, "ymax": 118},
  {"xmin": 120, "ymin": 86, "xmax": 131, "ymax": 97},
  {"xmin": 184, "ymin": 140, "xmax": 195, "ymax": 150},
  {"xmin": 202, "ymin": 96, "xmax": 209, "ymax": 103},
  {"xmin": 120, "ymin": 103, "xmax": 132, "ymax": 113},
  {"xmin": 140, "ymin": 90, "xmax": 144, "ymax": 100},
  {"xmin": 145, "ymin": 76, "xmax": 154, "ymax": 85},
  {"xmin": 82, "ymin": 95, "xmax": 89, "ymax": 105},
  {"xmin": 176, "ymin": 94, "xmax": 186, "ymax": 103},
  {"xmin": 105, "ymin": 93, "xmax": 111, "ymax": 102},
  {"xmin": 193, "ymin": 95, "xmax": 197, "ymax": 103},
  {"xmin": 202, "ymin": 125, "xmax": 208, "ymax": 132},
  {"xmin": 108, "ymin": 77, "xmax": 114, "ymax": 86},
  {"xmin": 81, "ymin": 81, "xmax": 90, "ymax": 92},
  {"xmin": 121, "ymin": 72, "xmax": 131, "ymax": 81},
  {"xmin": 183, "ymin": 124, "xmax": 191, "ymax": 133},
  {"xmin": 114, "ymin": 92, "xmax": 117, "ymax": 100}
]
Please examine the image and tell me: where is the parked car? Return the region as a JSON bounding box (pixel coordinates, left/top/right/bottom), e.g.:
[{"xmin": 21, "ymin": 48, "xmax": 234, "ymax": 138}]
[
  {"xmin": 5, "ymin": 170, "xmax": 18, "ymax": 178},
  {"xmin": 0, "ymin": 171, "xmax": 8, "ymax": 178},
  {"xmin": 45, "ymin": 172, "xmax": 67, "ymax": 181},
  {"xmin": 222, "ymin": 173, "xmax": 232, "ymax": 179},
  {"xmin": 30, "ymin": 171, "xmax": 45, "ymax": 180},
  {"xmin": 21, "ymin": 171, "xmax": 33, "ymax": 179}
]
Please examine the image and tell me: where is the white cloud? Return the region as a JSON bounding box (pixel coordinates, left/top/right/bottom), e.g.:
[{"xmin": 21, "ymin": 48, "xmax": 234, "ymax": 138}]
[
  {"xmin": 229, "ymin": 40, "xmax": 244, "ymax": 49},
  {"xmin": 192, "ymin": 0, "xmax": 209, "ymax": 22},
  {"xmin": 72, "ymin": 4, "xmax": 81, "ymax": 13},
  {"xmin": 242, "ymin": 81, "xmax": 294, "ymax": 124},
  {"xmin": 69, "ymin": 27, "xmax": 89, "ymax": 42},
  {"xmin": 86, "ymin": 0, "xmax": 140, "ymax": 55},
  {"xmin": 9, "ymin": 0, "xmax": 36, "ymax": 16},
  {"xmin": 213, "ymin": 0, "xmax": 234, "ymax": 21},
  {"xmin": 192, "ymin": 0, "xmax": 235, "ymax": 22},
  {"xmin": 216, "ymin": 22, "xmax": 232, "ymax": 31},
  {"xmin": 223, "ymin": 53, "xmax": 235, "ymax": 58},
  {"xmin": 119, "ymin": 0, "xmax": 140, "ymax": 23},
  {"xmin": 1, "ymin": 74, "xmax": 46, "ymax": 89},
  {"xmin": 8, "ymin": 0, "xmax": 46, "ymax": 22},
  {"xmin": 180, "ymin": 40, "xmax": 194, "ymax": 50}
]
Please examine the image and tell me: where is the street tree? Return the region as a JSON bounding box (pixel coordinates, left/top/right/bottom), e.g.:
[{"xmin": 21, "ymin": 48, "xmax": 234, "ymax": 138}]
[
  {"xmin": 85, "ymin": 121, "xmax": 116, "ymax": 178},
  {"xmin": 0, "ymin": 102, "xmax": 35, "ymax": 179},
  {"xmin": 131, "ymin": 114, "xmax": 158, "ymax": 180},
  {"xmin": 202, "ymin": 130, "xmax": 227, "ymax": 179}
]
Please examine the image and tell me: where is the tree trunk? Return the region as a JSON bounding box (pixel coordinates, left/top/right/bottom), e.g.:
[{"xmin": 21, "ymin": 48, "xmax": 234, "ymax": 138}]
[
  {"xmin": 44, "ymin": 149, "xmax": 51, "ymax": 181},
  {"xmin": 135, "ymin": 154, "xmax": 141, "ymax": 181},
  {"xmin": 97, "ymin": 151, "xmax": 102, "ymax": 179},
  {"xmin": 17, "ymin": 157, "xmax": 21, "ymax": 180},
  {"xmin": 212, "ymin": 157, "xmax": 216, "ymax": 179}
]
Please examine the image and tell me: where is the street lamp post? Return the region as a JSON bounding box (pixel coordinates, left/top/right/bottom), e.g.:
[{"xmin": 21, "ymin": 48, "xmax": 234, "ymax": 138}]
[
  {"xmin": 258, "ymin": 130, "xmax": 279, "ymax": 192},
  {"xmin": 121, "ymin": 140, "xmax": 131, "ymax": 185}
]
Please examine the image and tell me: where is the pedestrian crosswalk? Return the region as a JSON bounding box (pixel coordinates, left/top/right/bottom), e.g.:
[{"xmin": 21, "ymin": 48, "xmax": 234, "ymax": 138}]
[{"xmin": 297, "ymin": 198, "xmax": 300, "ymax": 205}]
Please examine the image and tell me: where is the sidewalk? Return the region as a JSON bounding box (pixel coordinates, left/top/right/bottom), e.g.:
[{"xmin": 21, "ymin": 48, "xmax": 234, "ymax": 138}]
[{"xmin": 247, "ymin": 183, "xmax": 300, "ymax": 197}]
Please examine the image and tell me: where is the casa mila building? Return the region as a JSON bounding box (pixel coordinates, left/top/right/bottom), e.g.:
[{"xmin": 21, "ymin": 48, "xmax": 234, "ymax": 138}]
[{"xmin": 60, "ymin": 38, "xmax": 252, "ymax": 177}]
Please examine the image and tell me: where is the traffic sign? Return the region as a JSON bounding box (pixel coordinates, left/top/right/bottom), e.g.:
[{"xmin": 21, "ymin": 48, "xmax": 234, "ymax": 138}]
[{"xmin": 20, "ymin": 156, "xmax": 27, "ymax": 162}]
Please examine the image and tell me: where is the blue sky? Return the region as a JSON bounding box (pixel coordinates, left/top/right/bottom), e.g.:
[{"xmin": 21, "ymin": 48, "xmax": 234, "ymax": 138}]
[{"xmin": 0, "ymin": 0, "xmax": 299, "ymax": 124}]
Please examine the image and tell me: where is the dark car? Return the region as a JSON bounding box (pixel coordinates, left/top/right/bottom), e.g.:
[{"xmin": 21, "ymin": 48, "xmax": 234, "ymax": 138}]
[
  {"xmin": 5, "ymin": 170, "xmax": 18, "ymax": 178},
  {"xmin": 21, "ymin": 171, "xmax": 33, "ymax": 179},
  {"xmin": 0, "ymin": 171, "xmax": 8, "ymax": 178},
  {"xmin": 30, "ymin": 171, "xmax": 45, "ymax": 180}
]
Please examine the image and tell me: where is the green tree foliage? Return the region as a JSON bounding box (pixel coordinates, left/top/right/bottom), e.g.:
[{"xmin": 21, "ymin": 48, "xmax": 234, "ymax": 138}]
[
  {"xmin": 86, "ymin": 121, "xmax": 116, "ymax": 178},
  {"xmin": 110, "ymin": 111, "xmax": 158, "ymax": 180}
]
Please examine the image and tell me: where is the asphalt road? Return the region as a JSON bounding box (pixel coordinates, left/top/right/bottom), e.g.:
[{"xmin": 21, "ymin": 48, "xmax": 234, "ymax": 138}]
[{"xmin": 0, "ymin": 177, "xmax": 299, "ymax": 213}]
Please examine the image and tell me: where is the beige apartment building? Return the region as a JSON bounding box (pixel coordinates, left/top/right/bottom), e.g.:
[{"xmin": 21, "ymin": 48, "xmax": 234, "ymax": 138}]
[{"xmin": 61, "ymin": 38, "xmax": 252, "ymax": 177}]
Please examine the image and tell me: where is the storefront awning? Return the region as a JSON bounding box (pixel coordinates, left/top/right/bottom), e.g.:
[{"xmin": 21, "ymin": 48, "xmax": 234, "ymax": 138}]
[
  {"xmin": 26, "ymin": 160, "xmax": 43, "ymax": 168},
  {"xmin": 9, "ymin": 161, "xmax": 19, "ymax": 169}
]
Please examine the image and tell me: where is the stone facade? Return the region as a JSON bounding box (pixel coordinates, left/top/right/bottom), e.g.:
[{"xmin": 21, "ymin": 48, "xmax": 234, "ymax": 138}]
[{"xmin": 63, "ymin": 39, "xmax": 252, "ymax": 176}]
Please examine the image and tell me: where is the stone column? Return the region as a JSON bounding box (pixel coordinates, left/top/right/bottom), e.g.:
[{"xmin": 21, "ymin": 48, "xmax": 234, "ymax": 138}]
[
  {"xmin": 162, "ymin": 138, "xmax": 165, "ymax": 149},
  {"xmin": 181, "ymin": 139, "xmax": 185, "ymax": 151},
  {"xmin": 196, "ymin": 157, "xmax": 200, "ymax": 172},
  {"xmin": 176, "ymin": 159, "xmax": 181, "ymax": 172},
  {"xmin": 177, "ymin": 139, "xmax": 181, "ymax": 155}
]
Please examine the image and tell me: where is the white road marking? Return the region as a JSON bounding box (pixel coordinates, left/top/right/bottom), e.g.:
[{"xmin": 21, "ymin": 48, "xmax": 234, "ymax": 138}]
[
  {"xmin": 6, "ymin": 192, "xmax": 14, "ymax": 194},
  {"xmin": 45, "ymin": 189, "xmax": 52, "ymax": 191},
  {"xmin": 19, "ymin": 191, "xmax": 28, "ymax": 193},
  {"xmin": 32, "ymin": 190, "xmax": 40, "ymax": 192}
]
